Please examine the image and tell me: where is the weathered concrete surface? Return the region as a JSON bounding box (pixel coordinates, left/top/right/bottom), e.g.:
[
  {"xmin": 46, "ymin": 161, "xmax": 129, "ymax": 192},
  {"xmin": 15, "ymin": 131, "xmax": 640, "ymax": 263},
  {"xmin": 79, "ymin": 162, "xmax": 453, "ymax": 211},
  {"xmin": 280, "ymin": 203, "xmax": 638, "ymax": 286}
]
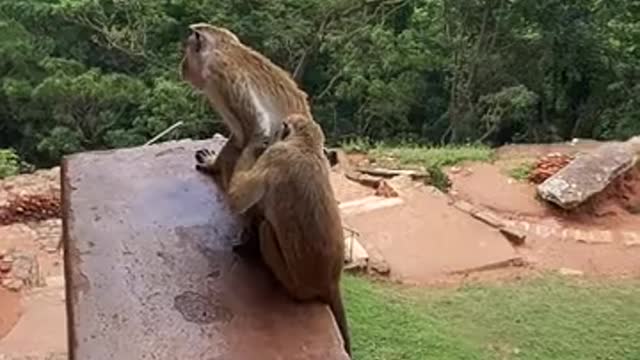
[
  {"xmin": 62, "ymin": 137, "xmax": 349, "ymax": 360},
  {"xmin": 537, "ymin": 142, "xmax": 636, "ymax": 209}
]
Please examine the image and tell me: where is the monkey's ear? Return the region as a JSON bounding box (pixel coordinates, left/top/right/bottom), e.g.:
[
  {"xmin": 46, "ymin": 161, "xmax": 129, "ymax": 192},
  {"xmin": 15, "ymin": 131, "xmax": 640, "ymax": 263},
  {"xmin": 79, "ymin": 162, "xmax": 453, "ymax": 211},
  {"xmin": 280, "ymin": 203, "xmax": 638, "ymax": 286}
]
[{"xmin": 281, "ymin": 121, "xmax": 291, "ymax": 140}]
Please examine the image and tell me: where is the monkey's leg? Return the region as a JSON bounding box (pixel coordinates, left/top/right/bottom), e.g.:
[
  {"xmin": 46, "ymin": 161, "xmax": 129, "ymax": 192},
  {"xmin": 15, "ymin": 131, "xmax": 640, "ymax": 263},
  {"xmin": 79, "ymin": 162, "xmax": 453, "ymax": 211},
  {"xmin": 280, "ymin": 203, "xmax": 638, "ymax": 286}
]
[
  {"xmin": 226, "ymin": 160, "xmax": 269, "ymax": 257},
  {"xmin": 258, "ymin": 221, "xmax": 301, "ymax": 297}
]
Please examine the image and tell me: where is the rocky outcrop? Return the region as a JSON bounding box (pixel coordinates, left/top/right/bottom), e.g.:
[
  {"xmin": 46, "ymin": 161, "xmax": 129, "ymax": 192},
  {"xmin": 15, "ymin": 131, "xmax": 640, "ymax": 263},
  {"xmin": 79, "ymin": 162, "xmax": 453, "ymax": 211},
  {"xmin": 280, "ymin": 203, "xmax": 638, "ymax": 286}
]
[{"xmin": 537, "ymin": 142, "xmax": 637, "ymax": 209}]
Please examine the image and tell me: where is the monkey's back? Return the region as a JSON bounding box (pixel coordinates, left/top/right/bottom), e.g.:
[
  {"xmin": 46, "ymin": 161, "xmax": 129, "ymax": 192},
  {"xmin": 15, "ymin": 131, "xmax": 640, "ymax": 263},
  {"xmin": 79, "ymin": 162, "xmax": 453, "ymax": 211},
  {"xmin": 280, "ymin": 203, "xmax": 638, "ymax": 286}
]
[{"xmin": 260, "ymin": 146, "xmax": 344, "ymax": 298}]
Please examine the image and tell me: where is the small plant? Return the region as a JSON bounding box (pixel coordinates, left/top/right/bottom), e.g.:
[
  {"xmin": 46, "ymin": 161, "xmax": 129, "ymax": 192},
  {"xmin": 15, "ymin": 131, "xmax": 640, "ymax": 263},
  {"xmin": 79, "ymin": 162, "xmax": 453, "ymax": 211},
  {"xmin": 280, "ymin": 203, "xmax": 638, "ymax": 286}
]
[
  {"xmin": 508, "ymin": 161, "xmax": 535, "ymax": 181},
  {"xmin": 0, "ymin": 149, "xmax": 21, "ymax": 179},
  {"xmin": 339, "ymin": 137, "xmax": 373, "ymax": 153},
  {"xmin": 0, "ymin": 149, "xmax": 34, "ymax": 179},
  {"xmin": 426, "ymin": 165, "xmax": 452, "ymax": 193}
]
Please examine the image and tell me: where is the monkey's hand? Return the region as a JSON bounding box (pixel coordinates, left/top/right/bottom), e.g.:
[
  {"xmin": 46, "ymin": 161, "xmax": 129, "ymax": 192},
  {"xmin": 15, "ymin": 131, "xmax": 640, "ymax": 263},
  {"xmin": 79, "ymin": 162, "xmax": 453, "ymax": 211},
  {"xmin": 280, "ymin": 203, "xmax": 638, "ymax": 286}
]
[
  {"xmin": 195, "ymin": 148, "xmax": 220, "ymax": 174},
  {"xmin": 250, "ymin": 138, "xmax": 270, "ymax": 159}
]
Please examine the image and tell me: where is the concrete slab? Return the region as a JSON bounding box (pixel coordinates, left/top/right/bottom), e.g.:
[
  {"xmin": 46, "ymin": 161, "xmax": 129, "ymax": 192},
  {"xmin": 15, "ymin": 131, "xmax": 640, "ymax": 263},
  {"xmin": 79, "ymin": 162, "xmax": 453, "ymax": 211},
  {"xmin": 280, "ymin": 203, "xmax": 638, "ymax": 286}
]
[
  {"xmin": 537, "ymin": 142, "xmax": 636, "ymax": 209},
  {"xmin": 344, "ymin": 186, "xmax": 520, "ymax": 283},
  {"xmin": 62, "ymin": 138, "xmax": 349, "ymax": 360}
]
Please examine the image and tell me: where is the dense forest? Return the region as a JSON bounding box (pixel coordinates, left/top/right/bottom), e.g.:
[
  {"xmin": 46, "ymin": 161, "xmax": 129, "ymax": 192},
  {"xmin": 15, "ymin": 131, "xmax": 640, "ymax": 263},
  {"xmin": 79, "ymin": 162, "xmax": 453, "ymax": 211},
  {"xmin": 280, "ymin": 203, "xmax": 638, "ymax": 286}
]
[{"xmin": 0, "ymin": 0, "xmax": 638, "ymax": 171}]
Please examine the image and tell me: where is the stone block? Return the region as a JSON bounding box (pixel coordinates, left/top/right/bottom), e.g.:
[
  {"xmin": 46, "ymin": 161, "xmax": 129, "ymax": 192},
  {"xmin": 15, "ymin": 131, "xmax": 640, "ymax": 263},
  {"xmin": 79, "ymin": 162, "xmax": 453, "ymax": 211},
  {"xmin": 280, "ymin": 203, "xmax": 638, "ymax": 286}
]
[
  {"xmin": 499, "ymin": 226, "xmax": 527, "ymax": 246},
  {"xmin": 471, "ymin": 210, "xmax": 504, "ymax": 228},
  {"xmin": 537, "ymin": 142, "xmax": 636, "ymax": 209},
  {"xmin": 62, "ymin": 137, "xmax": 349, "ymax": 360}
]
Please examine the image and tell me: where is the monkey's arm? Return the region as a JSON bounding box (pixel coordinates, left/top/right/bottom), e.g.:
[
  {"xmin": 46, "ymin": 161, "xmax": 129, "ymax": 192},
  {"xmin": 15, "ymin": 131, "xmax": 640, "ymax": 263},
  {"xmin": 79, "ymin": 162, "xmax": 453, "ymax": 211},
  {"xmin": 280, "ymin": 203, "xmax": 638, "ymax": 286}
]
[
  {"xmin": 226, "ymin": 167, "xmax": 267, "ymax": 215},
  {"xmin": 228, "ymin": 146, "xmax": 287, "ymax": 214}
]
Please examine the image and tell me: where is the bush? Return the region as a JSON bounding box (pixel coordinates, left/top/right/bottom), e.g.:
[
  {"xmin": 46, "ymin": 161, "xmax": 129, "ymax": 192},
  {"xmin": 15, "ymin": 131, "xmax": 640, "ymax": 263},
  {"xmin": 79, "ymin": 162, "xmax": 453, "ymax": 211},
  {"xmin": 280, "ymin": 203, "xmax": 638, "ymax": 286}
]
[{"xmin": 0, "ymin": 149, "xmax": 22, "ymax": 179}]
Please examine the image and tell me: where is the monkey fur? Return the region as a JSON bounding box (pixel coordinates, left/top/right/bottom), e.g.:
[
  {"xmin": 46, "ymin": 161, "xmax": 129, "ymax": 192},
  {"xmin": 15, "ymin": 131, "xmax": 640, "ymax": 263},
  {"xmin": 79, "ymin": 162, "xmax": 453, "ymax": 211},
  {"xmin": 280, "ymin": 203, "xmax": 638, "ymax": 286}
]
[
  {"xmin": 224, "ymin": 113, "xmax": 351, "ymax": 356},
  {"xmin": 180, "ymin": 23, "xmax": 317, "ymax": 255},
  {"xmin": 180, "ymin": 23, "xmax": 313, "ymax": 190}
]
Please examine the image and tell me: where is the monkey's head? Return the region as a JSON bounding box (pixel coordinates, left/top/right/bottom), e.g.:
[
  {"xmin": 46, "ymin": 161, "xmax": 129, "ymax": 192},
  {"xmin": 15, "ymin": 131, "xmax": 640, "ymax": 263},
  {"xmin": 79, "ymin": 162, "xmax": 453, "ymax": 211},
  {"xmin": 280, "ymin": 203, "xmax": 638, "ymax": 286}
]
[
  {"xmin": 282, "ymin": 114, "xmax": 326, "ymax": 150},
  {"xmin": 180, "ymin": 23, "xmax": 241, "ymax": 90}
]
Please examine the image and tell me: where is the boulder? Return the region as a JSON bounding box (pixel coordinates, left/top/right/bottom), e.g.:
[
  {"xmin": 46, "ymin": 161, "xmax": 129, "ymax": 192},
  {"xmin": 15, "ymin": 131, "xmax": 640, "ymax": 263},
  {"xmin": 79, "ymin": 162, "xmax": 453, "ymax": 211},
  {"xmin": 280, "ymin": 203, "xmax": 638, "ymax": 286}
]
[{"xmin": 537, "ymin": 142, "xmax": 636, "ymax": 209}]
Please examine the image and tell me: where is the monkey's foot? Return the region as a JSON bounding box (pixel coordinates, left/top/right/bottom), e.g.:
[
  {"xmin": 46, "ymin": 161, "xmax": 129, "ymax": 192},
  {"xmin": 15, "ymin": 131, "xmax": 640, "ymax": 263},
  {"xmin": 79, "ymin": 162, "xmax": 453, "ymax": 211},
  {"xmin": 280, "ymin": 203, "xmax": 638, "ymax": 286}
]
[{"xmin": 195, "ymin": 148, "xmax": 219, "ymax": 174}]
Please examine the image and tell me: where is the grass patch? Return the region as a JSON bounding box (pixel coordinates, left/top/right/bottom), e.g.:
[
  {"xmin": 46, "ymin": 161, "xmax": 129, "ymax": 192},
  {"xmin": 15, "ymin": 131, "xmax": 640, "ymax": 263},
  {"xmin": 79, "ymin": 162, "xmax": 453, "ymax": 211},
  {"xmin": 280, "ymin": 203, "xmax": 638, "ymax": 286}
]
[
  {"xmin": 507, "ymin": 161, "xmax": 535, "ymax": 181},
  {"xmin": 343, "ymin": 276, "xmax": 489, "ymax": 360},
  {"xmin": 368, "ymin": 144, "xmax": 495, "ymax": 169},
  {"xmin": 344, "ymin": 274, "xmax": 640, "ymax": 360},
  {"xmin": 340, "ymin": 137, "xmax": 374, "ymax": 153},
  {"xmin": 358, "ymin": 144, "xmax": 494, "ymax": 192}
]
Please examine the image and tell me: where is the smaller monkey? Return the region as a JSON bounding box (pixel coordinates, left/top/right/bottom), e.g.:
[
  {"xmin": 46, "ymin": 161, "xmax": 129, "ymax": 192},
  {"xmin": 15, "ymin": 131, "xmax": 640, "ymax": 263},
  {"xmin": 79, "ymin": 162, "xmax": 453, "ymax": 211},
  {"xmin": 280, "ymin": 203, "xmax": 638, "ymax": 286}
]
[{"xmin": 225, "ymin": 114, "xmax": 351, "ymax": 356}]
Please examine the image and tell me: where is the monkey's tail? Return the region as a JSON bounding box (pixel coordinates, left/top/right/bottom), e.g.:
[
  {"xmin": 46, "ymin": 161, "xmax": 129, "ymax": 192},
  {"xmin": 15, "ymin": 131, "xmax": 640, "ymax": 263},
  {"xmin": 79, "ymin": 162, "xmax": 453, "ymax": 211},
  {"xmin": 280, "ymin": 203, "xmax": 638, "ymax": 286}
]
[{"xmin": 328, "ymin": 286, "xmax": 352, "ymax": 358}]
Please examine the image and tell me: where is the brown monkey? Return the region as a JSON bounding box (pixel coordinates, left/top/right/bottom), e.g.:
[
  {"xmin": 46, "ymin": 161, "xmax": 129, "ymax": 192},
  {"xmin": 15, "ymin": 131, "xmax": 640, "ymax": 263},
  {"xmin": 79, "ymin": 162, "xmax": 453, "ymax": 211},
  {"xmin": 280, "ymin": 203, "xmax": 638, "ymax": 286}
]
[
  {"xmin": 225, "ymin": 114, "xmax": 351, "ymax": 356},
  {"xmin": 180, "ymin": 22, "xmax": 313, "ymax": 191},
  {"xmin": 180, "ymin": 23, "xmax": 316, "ymax": 255}
]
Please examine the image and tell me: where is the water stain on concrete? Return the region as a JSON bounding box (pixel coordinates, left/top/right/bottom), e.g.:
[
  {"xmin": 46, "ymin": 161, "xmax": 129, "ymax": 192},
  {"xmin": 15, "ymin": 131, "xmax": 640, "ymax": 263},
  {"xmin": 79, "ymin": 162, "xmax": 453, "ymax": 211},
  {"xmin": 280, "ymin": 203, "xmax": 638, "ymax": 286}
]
[{"xmin": 173, "ymin": 291, "xmax": 233, "ymax": 325}]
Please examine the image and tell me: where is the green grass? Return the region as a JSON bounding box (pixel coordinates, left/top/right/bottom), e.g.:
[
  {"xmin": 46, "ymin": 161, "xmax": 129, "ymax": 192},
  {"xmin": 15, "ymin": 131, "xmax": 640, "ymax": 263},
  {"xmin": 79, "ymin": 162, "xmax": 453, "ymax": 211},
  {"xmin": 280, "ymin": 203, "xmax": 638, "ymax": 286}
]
[
  {"xmin": 507, "ymin": 161, "xmax": 535, "ymax": 181},
  {"xmin": 344, "ymin": 274, "xmax": 640, "ymax": 360},
  {"xmin": 340, "ymin": 137, "xmax": 374, "ymax": 153},
  {"xmin": 346, "ymin": 143, "xmax": 494, "ymax": 192},
  {"xmin": 367, "ymin": 144, "xmax": 495, "ymax": 169}
]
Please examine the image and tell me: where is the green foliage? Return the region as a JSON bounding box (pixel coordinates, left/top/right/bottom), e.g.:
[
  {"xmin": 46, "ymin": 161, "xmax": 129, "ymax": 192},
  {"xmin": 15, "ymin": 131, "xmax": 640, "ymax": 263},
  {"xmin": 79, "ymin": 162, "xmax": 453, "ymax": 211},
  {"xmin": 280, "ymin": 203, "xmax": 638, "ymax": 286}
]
[
  {"xmin": 369, "ymin": 144, "xmax": 495, "ymax": 169},
  {"xmin": 0, "ymin": 149, "xmax": 22, "ymax": 179},
  {"xmin": 345, "ymin": 275, "xmax": 640, "ymax": 359},
  {"xmin": 426, "ymin": 165, "xmax": 452, "ymax": 193},
  {"xmin": 508, "ymin": 161, "xmax": 535, "ymax": 181},
  {"xmin": 339, "ymin": 137, "xmax": 374, "ymax": 153},
  {"xmin": 366, "ymin": 144, "xmax": 492, "ymax": 192},
  {"xmin": 1, "ymin": 0, "xmax": 639, "ymax": 167}
]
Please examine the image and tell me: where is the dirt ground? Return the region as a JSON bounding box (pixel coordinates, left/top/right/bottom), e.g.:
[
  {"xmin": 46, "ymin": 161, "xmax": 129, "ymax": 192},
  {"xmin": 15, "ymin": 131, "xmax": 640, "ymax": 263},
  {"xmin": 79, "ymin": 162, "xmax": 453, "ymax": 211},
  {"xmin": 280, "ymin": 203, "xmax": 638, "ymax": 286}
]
[
  {"xmin": 335, "ymin": 141, "xmax": 640, "ymax": 285},
  {"xmin": 0, "ymin": 289, "xmax": 21, "ymax": 340},
  {"xmin": 448, "ymin": 158, "xmax": 640, "ymax": 277}
]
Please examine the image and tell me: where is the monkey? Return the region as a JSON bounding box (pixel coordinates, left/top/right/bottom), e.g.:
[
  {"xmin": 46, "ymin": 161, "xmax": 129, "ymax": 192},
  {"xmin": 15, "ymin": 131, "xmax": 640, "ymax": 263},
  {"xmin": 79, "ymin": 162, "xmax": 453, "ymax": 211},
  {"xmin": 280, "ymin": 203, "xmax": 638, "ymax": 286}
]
[
  {"xmin": 180, "ymin": 23, "xmax": 317, "ymax": 255},
  {"xmin": 224, "ymin": 113, "xmax": 351, "ymax": 356},
  {"xmin": 180, "ymin": 22, "xmax": 313, "ymax": 191}
]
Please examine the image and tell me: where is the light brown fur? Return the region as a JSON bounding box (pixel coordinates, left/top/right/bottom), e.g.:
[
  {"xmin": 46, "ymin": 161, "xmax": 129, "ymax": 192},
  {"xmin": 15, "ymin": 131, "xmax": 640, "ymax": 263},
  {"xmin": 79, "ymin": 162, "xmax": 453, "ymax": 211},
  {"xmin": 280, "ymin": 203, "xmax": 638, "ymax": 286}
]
[
  {"xmin": 180, "ymin": 23, "xmax": 313, "ymax": 191},
  {"xmin": 225, "ymin": 114, "xmax": 351, "ymax": 356}
]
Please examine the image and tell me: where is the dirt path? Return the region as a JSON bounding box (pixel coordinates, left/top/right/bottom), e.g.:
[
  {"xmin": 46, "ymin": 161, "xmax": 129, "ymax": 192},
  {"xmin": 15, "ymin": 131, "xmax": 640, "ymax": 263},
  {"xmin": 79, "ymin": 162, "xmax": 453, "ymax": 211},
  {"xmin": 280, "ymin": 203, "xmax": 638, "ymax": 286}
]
[
  {"xmin": 0, "ymin": 277, "xmax": 67, "ymax": 358},
  {"xmin": 0, "ymin": 289, "xmax": 21, "ymax": 340},
  {"xmin": 447, "ymin": 157, "xmax": 640, "ymax": 279},
  {"xmin": 342, "ymin": 182, "xmax": 519, "ymax": 283},
  {"xmin": 336, "ymin": 140, "xmax": 640, "ymax": 285}
]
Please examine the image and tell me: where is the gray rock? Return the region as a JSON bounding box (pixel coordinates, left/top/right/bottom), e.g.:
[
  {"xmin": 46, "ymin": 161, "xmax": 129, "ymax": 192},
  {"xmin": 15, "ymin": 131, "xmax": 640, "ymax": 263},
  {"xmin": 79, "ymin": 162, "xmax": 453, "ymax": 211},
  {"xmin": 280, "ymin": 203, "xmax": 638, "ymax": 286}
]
[{"xmin": 537, "ymin": 142, "xmax": 636, "ymax": 209}]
